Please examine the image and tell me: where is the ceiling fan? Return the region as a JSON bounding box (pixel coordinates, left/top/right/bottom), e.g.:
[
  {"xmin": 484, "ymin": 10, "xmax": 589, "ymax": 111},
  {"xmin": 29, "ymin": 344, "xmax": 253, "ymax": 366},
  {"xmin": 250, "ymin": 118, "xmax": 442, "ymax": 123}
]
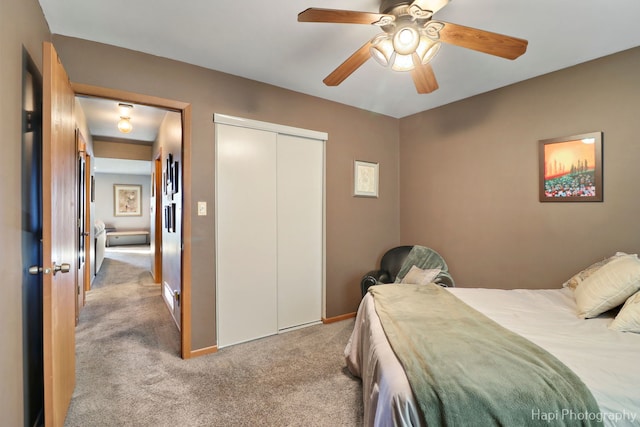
[{"xmin": 298, "ymin": 0, "xmax": 528, "ymax": 94}]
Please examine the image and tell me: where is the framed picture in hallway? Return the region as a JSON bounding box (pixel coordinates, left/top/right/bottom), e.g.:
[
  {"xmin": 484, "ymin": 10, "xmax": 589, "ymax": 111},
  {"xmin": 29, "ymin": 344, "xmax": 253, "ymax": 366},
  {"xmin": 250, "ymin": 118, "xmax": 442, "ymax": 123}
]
[
  {"xmin": 114, "ymin": 184, "xmax": 142, "ymax": 216},
  {"xmin": 538, "ymin": 131, "xmax": 603, "ymax": 202}
]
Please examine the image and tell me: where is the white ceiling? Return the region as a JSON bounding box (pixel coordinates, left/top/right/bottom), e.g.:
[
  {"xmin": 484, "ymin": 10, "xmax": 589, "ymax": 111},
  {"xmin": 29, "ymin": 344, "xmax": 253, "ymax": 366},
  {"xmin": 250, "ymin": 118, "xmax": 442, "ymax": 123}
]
[
  {"xmin": 40, "ymin": 0, "xmax": 640, "ymax": 118},
  {"xmin": 76, "ymin": 96, "xmax": 169, "ymax": 142},
  {"xmin": 94, "ymin": 158, "xmax": 151, "ymax": 176},
  {"xmin": 76, "ymin": 97, "xmax": 163, "ymax": 175}
]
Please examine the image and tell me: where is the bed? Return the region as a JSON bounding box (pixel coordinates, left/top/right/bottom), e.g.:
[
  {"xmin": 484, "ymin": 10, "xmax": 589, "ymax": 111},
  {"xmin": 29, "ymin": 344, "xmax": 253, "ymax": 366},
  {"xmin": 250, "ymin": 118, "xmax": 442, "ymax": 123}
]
[
  {"xmin": 94, "ymin": 220, "xmax": 106, "ymax": 275},
  {"xmin": 345, "ymin": 255, "xmax": 640, "ymax": 426}
]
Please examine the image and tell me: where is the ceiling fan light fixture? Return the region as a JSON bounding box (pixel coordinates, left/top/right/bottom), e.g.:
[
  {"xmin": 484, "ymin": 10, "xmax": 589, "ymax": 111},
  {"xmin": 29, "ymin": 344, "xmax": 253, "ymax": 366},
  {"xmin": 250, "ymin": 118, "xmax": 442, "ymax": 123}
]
[
  {"xmin": 299, "ymin": 4, "xmax": 528, "ymax": 92},
  {"xmin": 415, "ymin": 37, "xmax": 441, "ymax": 65},
  {"xmin": 393, "ymin": 26, "xmax": 419, "ymax": 55},
  {"xmin": 391, "ymin": 53, "xmax": 414, "ymax": 72},
  {"xmin": 370, "ymin": 34, "xmax": 395, "ymax": 67},
  {"xmin": 371, "ymin": 32, "xmax": 436, "ymax": 72},
  {"xmin": 118, "ymin": 117, "xmax": 133, "ymax": 133}
]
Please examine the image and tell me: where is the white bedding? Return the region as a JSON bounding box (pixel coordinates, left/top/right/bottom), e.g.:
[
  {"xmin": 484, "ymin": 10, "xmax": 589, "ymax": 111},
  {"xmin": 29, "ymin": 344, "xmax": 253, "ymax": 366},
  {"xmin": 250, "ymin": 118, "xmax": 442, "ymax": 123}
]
[
  {"xmin": 345, "ymin": 287, "xmax": 640, "ymax": 426},
  {"xmin": 94, "ymin": 220, "xmax": 107, "ymax": 275}
]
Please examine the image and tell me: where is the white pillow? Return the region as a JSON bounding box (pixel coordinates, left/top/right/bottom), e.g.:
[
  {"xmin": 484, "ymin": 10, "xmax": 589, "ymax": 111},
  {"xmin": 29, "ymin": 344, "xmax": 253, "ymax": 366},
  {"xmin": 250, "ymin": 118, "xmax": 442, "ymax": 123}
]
[
  {"xmin": 609, "ymin": 292, "xmax": 640, "ymax": 333},
  {"xmin": 574, "ymin": 254, "xmax": 640, "ymax": 318},
  {"xmin": 563, "ymin": 252, "xmax": 628, "ymax": 290},
  {"xmin": 400, "ymin": 266, "xmax": 440, "ymax": 285}
]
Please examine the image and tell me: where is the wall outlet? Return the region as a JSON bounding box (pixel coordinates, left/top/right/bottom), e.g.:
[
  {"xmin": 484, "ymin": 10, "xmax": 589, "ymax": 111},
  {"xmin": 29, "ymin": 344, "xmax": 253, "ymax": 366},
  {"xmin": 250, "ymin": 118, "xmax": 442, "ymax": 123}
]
[{"xmin": 197, "ymin": 201, "xmax": 207, "ymax": 216}]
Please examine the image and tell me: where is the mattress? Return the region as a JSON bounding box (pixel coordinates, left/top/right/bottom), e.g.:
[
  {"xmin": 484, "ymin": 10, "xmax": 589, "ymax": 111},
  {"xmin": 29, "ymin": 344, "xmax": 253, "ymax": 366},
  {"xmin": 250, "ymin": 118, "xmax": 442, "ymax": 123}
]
[
  {"xmin": 345, "ymin": 287, "xmax": 640, "ymax": 426},
  {"xmin": 94, "ymin": 220, "xmax": 106, "ymax": 275}
]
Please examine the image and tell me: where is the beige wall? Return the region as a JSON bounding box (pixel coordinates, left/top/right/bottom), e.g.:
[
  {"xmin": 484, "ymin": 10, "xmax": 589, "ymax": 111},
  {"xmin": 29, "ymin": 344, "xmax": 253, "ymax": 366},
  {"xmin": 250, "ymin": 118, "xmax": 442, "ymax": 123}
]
[
  {"xmin": 94, "ymin": 173, "xmax": 151, "ymax": 231},
  {"xmin": 52, "ymin": 35, "xmax": 401, "ymax": 349},
  {"xmin": 154, "ymin": 111, "xmax": 183, "ymax": 326},
  {"xmin": 0, "ymin": 0, "xmax": 51, "ymax": 424},
  {"xmin": 93, "ymin": 139, "xmax": 153, "ymax": 160},
  {"xmin": 399, "ymin": 47, "xmax": 640, "ymax": 289}
]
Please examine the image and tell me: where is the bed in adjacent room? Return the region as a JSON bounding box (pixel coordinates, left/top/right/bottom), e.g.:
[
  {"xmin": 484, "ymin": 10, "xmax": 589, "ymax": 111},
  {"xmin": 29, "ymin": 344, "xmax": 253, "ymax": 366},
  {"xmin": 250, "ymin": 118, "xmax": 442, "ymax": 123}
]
[
  {"xmin": 94, "ymin": 220, "xmax": 106, "ymax": 275},
  {"xmin": 346, "ymin": 252, "xmax": 640, "ymax": 426}
]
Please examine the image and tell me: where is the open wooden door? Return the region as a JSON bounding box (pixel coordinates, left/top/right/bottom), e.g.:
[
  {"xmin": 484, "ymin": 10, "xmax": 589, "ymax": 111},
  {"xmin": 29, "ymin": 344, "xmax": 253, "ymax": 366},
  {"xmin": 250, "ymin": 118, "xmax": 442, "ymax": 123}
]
[{"xmin": 42, "ymin": 41, "xmax": 77, "ymax": 426}]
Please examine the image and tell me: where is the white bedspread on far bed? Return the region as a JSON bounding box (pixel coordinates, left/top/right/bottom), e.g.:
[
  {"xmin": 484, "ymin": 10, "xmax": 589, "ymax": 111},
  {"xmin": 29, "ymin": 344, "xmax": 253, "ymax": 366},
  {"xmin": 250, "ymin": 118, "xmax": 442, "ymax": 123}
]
[{"xmin": 345, "ymin": 287, "xmax": 640, "ymax": 426}]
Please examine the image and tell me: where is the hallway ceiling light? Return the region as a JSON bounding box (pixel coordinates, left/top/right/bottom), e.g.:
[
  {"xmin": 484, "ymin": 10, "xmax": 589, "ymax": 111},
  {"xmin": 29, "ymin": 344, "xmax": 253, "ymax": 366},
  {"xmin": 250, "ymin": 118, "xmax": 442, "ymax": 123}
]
[
  {"xmin": 117, "ymin": 103, "xmax": 133, "ymax": 133},
  {"xmin": 118, "ymin": 117, "xmax": 133, "ymax": 133}
]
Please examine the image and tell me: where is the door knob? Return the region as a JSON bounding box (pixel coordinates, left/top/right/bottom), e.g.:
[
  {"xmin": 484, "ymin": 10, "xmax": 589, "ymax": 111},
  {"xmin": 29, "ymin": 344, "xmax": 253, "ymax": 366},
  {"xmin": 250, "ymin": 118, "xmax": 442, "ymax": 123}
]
[
  {"xmin": 29, "ymin": 266, "xmax": 51, "ymax": 275},
  {"xmin": 53, "ymin": 262, "xmax": 71, "ymax": 275},
  {"xmin": 28, "ymin": 262, "xmax": 70, "ymax": 276}
]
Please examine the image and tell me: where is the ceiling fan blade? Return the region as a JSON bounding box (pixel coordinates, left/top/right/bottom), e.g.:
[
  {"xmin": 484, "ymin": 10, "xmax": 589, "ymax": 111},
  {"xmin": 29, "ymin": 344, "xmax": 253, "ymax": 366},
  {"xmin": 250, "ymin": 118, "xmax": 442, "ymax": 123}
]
[
  {"xmin": 298, "ymin": 8, "xmax": 390, "ymax": 25},
  {"xmin": 436, "ymin": 21, "xmax": 528, "ymax": 60},
  {"xmin": 323, "ymin": 41, "xmax": 373, "ymax": 87},
  {"xmin": 411, "ymin": 55, "xmax": 439, "ymax": 94}
]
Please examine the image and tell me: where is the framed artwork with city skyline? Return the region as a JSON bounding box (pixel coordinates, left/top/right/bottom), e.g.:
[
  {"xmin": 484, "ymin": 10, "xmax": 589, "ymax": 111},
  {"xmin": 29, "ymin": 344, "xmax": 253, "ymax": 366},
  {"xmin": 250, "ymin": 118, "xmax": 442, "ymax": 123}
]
[{"xmin": 539, "ymin": 132, "xmax": 603, "ymax": 202}]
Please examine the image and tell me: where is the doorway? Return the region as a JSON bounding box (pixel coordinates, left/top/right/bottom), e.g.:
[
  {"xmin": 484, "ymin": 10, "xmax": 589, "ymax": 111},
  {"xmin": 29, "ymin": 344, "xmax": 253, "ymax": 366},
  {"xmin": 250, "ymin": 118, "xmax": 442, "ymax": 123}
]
[{"xmin": 72, "ymin": 83, "xmax": 193, "ymax": 358}]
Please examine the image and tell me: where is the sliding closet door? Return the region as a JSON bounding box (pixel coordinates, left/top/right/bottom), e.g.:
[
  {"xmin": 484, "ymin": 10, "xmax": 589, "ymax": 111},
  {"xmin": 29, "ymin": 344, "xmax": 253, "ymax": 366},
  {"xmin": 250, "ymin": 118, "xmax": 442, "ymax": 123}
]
[
  {"xmin": 216, "ymin": 124, "xmax": 278, "ymax": 348},
  {"xmin": 277, "ymin": 134, "xmax": 323, "ymax": 330}
]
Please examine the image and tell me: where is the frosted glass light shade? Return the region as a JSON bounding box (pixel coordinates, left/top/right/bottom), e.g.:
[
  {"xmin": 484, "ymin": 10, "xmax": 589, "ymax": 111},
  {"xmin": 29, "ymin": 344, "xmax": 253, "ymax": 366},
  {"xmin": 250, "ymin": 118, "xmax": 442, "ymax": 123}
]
[
  {"xmin": 391, "ymin": 54, "xmax": 414, "ymax": 71},
  {"xmin": 118, "ymin": 117, "xmax": 132, "ymax": 133},
  {"xmin": 415, "ymin": 37, "xmax": 441, "ymax": 65},
  {"xmin": 370, "ymin": 34, "xmax": 395, "ymax": 67},
  {"xmin": 393, "ymin": 26, "xmax": 419, "ymax": 55}
]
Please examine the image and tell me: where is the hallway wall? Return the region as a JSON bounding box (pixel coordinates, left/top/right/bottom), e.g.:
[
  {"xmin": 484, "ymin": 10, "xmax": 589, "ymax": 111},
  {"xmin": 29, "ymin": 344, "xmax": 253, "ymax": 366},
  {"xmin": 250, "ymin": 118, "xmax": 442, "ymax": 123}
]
[{"xmin": 94, "ymin": 173, "xmax": 151, "ymax": 232}]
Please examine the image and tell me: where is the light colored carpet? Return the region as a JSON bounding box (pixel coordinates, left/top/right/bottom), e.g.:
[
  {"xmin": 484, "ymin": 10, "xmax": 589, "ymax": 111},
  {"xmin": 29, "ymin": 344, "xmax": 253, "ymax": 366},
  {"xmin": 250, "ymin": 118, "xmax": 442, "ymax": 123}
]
[{"xmin": 64, "ymin": 246, "xmax": 364, "ymax": 426}]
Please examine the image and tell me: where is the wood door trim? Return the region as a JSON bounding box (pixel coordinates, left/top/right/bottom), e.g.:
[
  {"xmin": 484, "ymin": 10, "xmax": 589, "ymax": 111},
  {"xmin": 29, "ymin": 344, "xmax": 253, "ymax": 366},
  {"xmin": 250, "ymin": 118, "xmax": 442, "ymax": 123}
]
[
  {"xmin": 72, "ymin": 83, "xmax": 189, "ymax": 111},
  {"xmin": 84, "ymin": 151, "xmax": 92, "ymax": 293},
  {"xmin": 180, "ymin": 104, "xmax": 193, "ymax": 358},
  {"xmin": 153, "ymin": 151, "xmax": 163, "ymax": 286},
  {"xmin": 76, "ymin": 130, "xmax": 86, "ymax": 322},
  {"xmin": 72, "ymin": 83, "xmax": 192, "ymax": 359}
]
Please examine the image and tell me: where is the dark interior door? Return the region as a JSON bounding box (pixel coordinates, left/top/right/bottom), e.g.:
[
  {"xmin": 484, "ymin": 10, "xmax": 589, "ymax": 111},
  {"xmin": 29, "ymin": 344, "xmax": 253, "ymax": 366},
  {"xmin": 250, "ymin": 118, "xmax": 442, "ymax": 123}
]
[{"xmin": 22, "ymin": 49, "xmax": 44, "ymax": 427}]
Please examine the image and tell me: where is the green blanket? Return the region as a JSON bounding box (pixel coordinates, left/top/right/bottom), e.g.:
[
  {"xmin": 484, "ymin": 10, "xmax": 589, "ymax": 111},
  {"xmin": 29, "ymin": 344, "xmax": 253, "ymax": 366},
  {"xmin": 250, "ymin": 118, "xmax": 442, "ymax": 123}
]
[
  {"xmin": 394, "ymin": 245, "xmax": 454, "ymax": 287},
  {"xmin": 370, "ymin": 284, "xmax": 603, "ymax": 426}
]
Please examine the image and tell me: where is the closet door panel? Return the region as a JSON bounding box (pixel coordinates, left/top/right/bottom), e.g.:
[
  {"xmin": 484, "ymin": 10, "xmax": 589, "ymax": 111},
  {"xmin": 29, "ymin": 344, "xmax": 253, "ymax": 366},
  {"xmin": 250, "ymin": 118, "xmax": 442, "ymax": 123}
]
[
  {"xmin": 277, "ymin": 134, "xmax": 323, "ymax": 330},
  {"xmin": 216, "ymin": 124, "xmax": 278, "ymax": 347}
]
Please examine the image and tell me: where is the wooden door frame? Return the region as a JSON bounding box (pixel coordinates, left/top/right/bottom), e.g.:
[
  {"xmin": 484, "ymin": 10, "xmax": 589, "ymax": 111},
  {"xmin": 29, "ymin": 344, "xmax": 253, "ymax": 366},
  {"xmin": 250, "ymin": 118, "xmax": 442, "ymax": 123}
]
[
  {"xmin": 152, "ymin": 152, "xmax": 163, "ymax": 285},
  {"xmin": 84, "ymin": 150, "xmax": 92, "ymax": 293},
  {"xmin": 72, "ymin": 83, "xmax": 193, "ymax": 359},
  {"xmin": 76, "ymin": 130, "xmax": 87, "ymax": 322}
]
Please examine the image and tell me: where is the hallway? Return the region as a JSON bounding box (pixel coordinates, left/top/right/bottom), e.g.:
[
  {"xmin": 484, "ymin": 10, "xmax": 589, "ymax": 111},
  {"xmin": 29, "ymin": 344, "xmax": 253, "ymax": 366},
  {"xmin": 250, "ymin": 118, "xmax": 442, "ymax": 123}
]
[{"xmin": 65, "ymin": 245, "xmax": 181, "ymax": 424}]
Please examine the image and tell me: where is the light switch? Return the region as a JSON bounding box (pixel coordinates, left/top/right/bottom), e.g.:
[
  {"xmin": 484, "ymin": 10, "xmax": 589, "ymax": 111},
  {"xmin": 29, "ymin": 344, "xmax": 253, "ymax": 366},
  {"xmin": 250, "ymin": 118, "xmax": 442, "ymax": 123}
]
[{"xmin": 197, "ymin": 201, "xmax": 207, "ymax": 216}]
